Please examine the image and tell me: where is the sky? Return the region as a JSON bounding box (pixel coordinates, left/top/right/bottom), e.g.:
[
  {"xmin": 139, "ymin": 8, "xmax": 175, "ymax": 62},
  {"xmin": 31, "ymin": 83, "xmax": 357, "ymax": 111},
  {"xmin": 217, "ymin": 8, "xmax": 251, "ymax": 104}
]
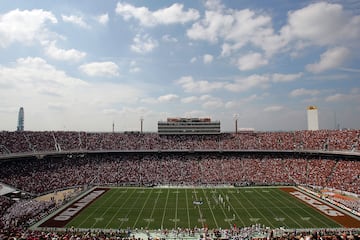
[{"xmin": 0, "ymin": 0, "xmax": 360, "ymax": 132}]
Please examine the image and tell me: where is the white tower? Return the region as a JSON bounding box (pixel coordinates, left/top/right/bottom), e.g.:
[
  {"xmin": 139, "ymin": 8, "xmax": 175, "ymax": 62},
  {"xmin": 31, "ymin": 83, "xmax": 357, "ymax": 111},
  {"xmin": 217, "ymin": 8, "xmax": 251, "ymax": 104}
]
[
  {"xmin": 17, "ymin": 107, "xmax": 24, "ymax": 131},
  {"xmin": 307, "ymin": 106, "xmax": 319, "ymax": 130}
]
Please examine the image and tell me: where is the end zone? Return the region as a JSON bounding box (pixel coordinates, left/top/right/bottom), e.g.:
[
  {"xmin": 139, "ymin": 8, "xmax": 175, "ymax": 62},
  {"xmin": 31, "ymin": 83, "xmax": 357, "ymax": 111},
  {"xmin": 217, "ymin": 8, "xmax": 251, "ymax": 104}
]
[
  {"xmin": 281, "ymin": 187, "xmax": 360, "ymax": 228},
  {"xmin": 39, "ymin": 188, "xmax": 109, "ymax": 228}
]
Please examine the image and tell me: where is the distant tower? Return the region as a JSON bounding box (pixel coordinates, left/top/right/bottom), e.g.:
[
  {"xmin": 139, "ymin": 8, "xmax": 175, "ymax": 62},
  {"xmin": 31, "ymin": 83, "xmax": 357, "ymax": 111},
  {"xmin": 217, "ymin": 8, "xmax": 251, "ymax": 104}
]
[
  {"xmin": 17, "ymin": 107, "xmax": 24, "ymax": 131},
  {"xmin": 233, "ymin": 114, "xmax": 239, "ymax": 134},
  {"xmin": 140, "ymin": 117, "xmax": 144, "ymax": 133},
  {"xmin": 307, "ymin": 106, "xmax": 319, "ymax": 130}
]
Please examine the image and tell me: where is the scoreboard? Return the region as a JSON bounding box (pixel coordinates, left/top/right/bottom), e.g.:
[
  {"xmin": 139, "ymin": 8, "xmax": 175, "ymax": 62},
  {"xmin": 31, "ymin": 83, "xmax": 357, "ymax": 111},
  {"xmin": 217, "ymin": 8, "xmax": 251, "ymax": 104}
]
[{"xmin": 158, "ymin": 117, "xmax": 220, "ymax": 135}]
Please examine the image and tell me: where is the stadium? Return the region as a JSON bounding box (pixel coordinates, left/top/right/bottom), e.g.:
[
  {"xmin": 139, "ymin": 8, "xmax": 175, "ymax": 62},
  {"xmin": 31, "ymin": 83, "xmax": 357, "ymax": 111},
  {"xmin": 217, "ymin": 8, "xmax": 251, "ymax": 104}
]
[{"xmin": 1, "ymin": 124, "xmax": 360, "ymax": 239}]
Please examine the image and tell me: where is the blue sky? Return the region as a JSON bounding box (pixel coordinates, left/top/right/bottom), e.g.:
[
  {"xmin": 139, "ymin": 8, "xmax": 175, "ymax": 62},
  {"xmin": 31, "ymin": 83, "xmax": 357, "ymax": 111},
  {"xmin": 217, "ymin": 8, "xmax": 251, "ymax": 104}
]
[{"xmin": 0, "ymin": 0, "xmax": 359, "ymax": 132}]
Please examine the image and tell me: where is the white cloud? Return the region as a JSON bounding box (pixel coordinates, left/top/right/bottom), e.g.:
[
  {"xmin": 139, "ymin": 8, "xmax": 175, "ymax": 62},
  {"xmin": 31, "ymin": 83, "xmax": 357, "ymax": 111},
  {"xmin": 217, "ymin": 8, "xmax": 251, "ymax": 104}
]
[
  {"xmin": 162, "ymin": 34, "xmax": 178, "ymax": 42},
  {"xmin": 140, "ymin": 97, "xmax": 157, "ymax": 104},
  {"xmin": 237, "ymin": 52, "xmax": 268, "ymax": 71},
  {"xmin": 79, "ymin": 61, "xmax": 120, "ymax": 77},
  {"xmin": 272, "ymin": 72, "xmax": 303, "ymax": 83},
  {"xmin": 190, "ymin": 57, "xmax": 197, "ymax": 63},
  {"xmin": 0, "ymin": 58, "xmax": 143, "ymax": 131},
  {"xmin": 141, "ymin": 94, "xmax": 179, "ymax": 104},
  {"xmin": 181, "ymin": 96, "xmax": 198, "ymax": 103},
  {"xmin": 177, "ymin": 74, "xmax": 271, "ymax": 94},
  {"xmin": 339, "ymin": 67, "xmax": 360, "ymax": 73},
  {"xmin": 175, "ymin": 76, "xmax": 223, "ymax": 93},
  {"xmin": 264, "ymin": 105, "xmax": 284, "ymax": 112},
  {"xmin": 202, "ymin": 99, "xmax": 223, "ymax": 109},
  {"xmin": 44, "ymin": 41, "xmax": 86, "ymax": 61},
  {"xmin": 224, "ymin": 101, "xmax": 237, "ymax": 109},
  {"xmin": 62, "ymin": 14, "xmax": 90, "ymax": 28},
  {"xmin": 96, "ymin": 13, "xmax": 109, "ymax": 25},
  {"xmin": 158, "ymin": 94, "xmax": 179, "ymax": 102},
  {"xmin": 204, "ymin": 0, "xmax": 225, "ymax": 11},
  {"xmin": 325, "ymin": 93, "xmax": 345, "ymax": 102},
  {"xmin": 131, "ymin": 34, "xmax": 158, "ymax": 53},
  {"xmin": 224, "ymin": 94, "xmax": 258, "ymax": 109},
  {"xmin": 130, "ymin": 67, "xmax": 141, "ymax": 73},
  {"xmin": 224, "ymin": 75, "xmax": 270, "ymax": 92},
  {"xmin": 289, "ymin": 88, "xmax": 320, "ymax": 97},
  {"xmin": 0, "ymin": 9, "xmax": 57, "ymax": 48},
  {"xmin": 129, "ymin": 60, "xmax": 141, "ymax": 73},
  {"xmin": 0, "ymin": 57, "xmax": 86, "ymax": 89},
  {"xmin": 183, "ymin": 110, "xmax": 207, "ymax": 118},
  {"xmin": 187, "ymin": 1, "xmax": 360, "ymax": 67},
  {"xmin": 306, "ymin": 47, "xmax": 350, "ymax": 73},
  {"xmin": 115, "ymin": 2, "xmax": 199, "ymax": 27},
  {"xmin": 203, "ymin": 54, "xmax": 214, "ymax": 64},
  {"xmin": 187, "ymin": 10, "xmax": 234, "ymax": 43},
  {"xmin": 281, "ymin": 2, "xmax": 360, "ymax": 46},
  {"xmin": 181, "ymin": 95, "xmax": 222, "ymax": 109},
  {"xmin": 220, "ymin": 42, "xmax": 249, "ymax": 57},
  {"xmin": 325, "ymin": 90, "xmax": 359, "ymax": 103},
  {"xmin": 199, "ymin": 95, "xmax": 212, "ymax": 101},
  {"xmin": 187, "ymin": 6, "xmax": 284, "ymax": 56}
]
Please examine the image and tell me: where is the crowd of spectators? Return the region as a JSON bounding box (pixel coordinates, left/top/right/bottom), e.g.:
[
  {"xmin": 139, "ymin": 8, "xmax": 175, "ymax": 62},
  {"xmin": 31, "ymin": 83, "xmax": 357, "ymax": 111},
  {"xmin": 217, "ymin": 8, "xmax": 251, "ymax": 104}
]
[
  {"xmin": 1, "ymin": 153, "xmax": 359, "ymax": 195},
  {"xmin": 1, "ymin": 224, "xmax": 360, "ymax": 240},
  {"xmin": 1, "ymin": 129, "xmax": 359, "ymax": 154},
  {"xmin": 1, "ymin": 129, "xmax": 360, "ymax": 239},
  {"xmin": 2, "ymin": 152, "xmax": 359, "ymax": 232},
  {"xmin": 0, "ymin": 199, "xmax": 56, "ymax": 229}
]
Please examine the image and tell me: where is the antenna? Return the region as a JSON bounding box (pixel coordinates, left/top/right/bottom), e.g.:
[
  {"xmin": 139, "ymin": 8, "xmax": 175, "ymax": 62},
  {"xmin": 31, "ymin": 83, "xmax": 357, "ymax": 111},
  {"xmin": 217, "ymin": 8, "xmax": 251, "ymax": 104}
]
[
  {"xmin": 140, "ymin": 116, "xmax": 144, "ymax": 133},
  {"xmin": 233, "ymin": 114, "xmax": 239, "ymax": 134}
]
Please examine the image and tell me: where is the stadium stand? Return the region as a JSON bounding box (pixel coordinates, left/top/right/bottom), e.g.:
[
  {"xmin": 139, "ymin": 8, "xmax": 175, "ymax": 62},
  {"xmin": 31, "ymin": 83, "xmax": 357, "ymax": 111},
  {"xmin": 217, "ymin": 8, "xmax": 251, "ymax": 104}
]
[
  {"xmin": 1, "ymin": 129, "xmax": 359, "ymax": 153},
  {"xmin": 1, "ymin": 129, "xmax": 360, "ymax": 238},
  {"xmin": 1, "ymin": 154, "xmax": 359, "ymax": 195}
]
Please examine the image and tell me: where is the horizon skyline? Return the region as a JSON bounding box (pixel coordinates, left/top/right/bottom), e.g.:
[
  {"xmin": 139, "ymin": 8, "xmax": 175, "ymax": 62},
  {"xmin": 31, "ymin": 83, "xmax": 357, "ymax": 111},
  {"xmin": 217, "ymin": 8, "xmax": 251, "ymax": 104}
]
[
  {"xmin": 1, "ymin": 0, "xmax": 360, "ymax": 132},
  {"xmin": 7, "ymin": 105, "xmax": 349, "ymax": 132}
]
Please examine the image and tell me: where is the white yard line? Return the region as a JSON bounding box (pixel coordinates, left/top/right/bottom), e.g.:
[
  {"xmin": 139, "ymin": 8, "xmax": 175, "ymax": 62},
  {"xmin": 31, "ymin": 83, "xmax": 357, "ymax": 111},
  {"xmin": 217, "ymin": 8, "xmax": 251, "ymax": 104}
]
[
  {"xmin": 193, "ymin": 187, "xmax": 205, "ymax": 228},
  {"xmin": 216, "ymin": 190, "xmax": 236, "ymax": 229},
  {"xmin": 236, "ymin": 189, "xmax": 275, "ymax": 227},
  {"xmin": 201, "ymin": 188, "xmax": 219, "ymax": 229},
  {"xmin": 227, "ymin": 190, "xmax": 250, "ymax": 227},
  {"xmin": 105, "ymin": 189, "xmax": 137, "ymax": 229},
  {"xmin": 174, "ymin": 189, "xmax": 179, "ymax": 229},
  {"xmin": 273, "ymin": 188, "xmax": 336, "ymax": 228},
  {"xmin": 132, "ymin": 188, "xmax": 154, "ymax": 229},
  {"xmin": 160, "ymin": 189, "xmax": 170, "ymax": 229},
  {"xmin": 185, "ymin": 189, "xmax": 191, "ymax": 229},
  {"xmin": 76, "ymin": 189, "xmax": 116, "ymax": 228},
  {"xmin": 146, "ymin": 189, "xmax": 162, "ymax": 229},
  {"xmin": 99, "ymin": 189, "xmax": 129, "ymax": 228},
  {"xmin": 252, "ymin": 189, "xmax": 299, "ymax": 229}
]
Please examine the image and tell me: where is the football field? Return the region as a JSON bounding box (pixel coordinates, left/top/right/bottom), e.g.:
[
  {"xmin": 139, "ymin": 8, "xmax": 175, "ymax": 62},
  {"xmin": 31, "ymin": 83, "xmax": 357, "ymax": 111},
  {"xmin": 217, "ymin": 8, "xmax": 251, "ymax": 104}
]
[{"xmin": 40, "ymin": 187, "xmax": 360, "ymax": 230}]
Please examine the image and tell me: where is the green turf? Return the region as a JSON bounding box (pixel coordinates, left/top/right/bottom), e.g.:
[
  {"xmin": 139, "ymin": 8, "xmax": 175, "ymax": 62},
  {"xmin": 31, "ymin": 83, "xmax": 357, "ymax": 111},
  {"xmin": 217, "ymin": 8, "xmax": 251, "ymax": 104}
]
[{"xmin": 66, "ymin": 187, "xmax": 341, "ymax": 229}]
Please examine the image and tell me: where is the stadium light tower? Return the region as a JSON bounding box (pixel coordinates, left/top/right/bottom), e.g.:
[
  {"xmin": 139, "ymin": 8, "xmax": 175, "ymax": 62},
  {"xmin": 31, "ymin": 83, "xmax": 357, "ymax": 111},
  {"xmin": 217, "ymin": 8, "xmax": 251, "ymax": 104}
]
[
  {"xmin": 233, "ymin": 113, "xmax": 239, "ymax": 134},
  {"xmin": 17, "ymin": 107, "xmax": 24, "ymax": 131},
  {"xmin": 140, "ymin": 116, "xmax": 144, "ymax": 133}
]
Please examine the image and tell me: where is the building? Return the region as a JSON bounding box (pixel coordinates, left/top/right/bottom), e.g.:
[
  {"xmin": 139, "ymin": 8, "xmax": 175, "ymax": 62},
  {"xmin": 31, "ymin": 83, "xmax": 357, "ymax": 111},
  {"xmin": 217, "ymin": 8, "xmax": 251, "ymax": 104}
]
[
  {"xmin": 17, "ymin": 107, "xmax": 24, "ymax": 131},
  {"xmin": 307, "ymin": 106, "xmax": 319, "ymax": 130},
  {"xmin": 158, "ymin": 117, "xmax": 220, "ymax": 135}
]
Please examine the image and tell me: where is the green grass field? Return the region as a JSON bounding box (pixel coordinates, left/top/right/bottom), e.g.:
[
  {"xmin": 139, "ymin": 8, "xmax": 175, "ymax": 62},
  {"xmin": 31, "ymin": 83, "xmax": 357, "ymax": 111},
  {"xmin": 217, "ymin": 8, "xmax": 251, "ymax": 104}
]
[{"xmin": 66, "ymin": 187, "xmax": 341, "ymax": 229}]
